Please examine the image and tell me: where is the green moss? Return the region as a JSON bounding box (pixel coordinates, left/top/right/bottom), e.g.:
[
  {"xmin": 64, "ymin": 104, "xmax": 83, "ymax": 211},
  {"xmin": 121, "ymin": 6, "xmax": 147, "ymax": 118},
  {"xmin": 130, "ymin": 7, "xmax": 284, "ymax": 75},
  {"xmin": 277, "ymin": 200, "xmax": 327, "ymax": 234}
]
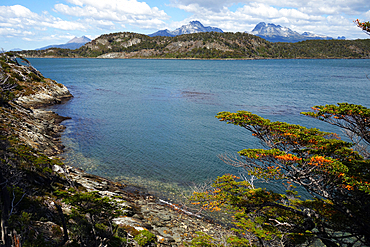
[
  {"xmin": 29, "ymin": 72, "xmax": 42, "ymax": 82},
  {"xmin": 134, "ymin": 230, "xmax": 156, "ymax": 246},
  {"xmin": 0, "ymin": 60, "xmax": 10, "ymax": 70},
  {"xmin": 11, "ymin": 71, "xmax": 23, "ymax": 81},
  {"xmin": 42, "ymin": 167, "xmax": 53, "ymax": 174}
]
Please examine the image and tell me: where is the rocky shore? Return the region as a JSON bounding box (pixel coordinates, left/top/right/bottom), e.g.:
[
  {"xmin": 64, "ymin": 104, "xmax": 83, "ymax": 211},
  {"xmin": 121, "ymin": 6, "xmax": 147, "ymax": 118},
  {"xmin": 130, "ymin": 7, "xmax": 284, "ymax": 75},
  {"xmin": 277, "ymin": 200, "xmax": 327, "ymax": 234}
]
[
  {"xmin": 59, "ymin": 165, "xmax": 232, "ymax": 246},
  {"xmin": 0, "ymin": 53, "xmax": 230, "ymax": 246}
]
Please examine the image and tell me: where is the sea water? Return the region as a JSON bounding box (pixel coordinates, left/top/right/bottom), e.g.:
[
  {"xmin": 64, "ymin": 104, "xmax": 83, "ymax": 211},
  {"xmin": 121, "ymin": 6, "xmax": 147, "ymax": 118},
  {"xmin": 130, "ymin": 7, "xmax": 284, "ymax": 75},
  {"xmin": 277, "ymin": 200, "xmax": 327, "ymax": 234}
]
[{"xmin": 29, "ymin": 58, "xmax": 370, "ymax": 201}]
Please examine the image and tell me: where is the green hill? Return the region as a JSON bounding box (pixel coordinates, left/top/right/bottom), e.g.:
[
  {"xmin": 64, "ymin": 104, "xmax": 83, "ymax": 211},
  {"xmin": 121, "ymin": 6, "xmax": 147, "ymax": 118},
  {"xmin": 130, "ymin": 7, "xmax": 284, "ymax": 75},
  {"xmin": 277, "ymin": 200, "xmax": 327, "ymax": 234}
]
[{"xmin": 20, "ymin": 32, "xmax": 370, "ymax": 59}]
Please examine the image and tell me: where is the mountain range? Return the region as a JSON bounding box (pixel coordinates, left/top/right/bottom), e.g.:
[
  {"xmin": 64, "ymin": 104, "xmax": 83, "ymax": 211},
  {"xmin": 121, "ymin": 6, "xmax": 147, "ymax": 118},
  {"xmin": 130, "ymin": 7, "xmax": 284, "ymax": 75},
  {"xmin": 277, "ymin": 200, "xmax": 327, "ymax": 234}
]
[
  {"xmin": 149, "ymin": 21, "xmax": 343, "ymax": 43},
  {"xmin": 27, "ymin": 21, "xmax": 346, "ymax": 51},
  {"xmin": 149, "ymin": 21, "xmax": 223, "ymax": 37},
  {"xmin": 36, "ymin": 36, "xmax": 91, "ymax": 50},
  {"xmin": 250, "ymin": 22, "xmax": 342, "ymax": 43}
]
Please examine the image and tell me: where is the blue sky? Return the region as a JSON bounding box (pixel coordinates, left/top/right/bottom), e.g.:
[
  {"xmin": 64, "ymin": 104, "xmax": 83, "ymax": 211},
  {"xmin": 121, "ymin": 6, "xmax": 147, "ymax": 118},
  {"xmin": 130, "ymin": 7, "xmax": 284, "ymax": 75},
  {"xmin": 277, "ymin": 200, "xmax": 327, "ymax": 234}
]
[{"xmin": 1, "ymin": 0, "xmax": 369, "ymax": 50}]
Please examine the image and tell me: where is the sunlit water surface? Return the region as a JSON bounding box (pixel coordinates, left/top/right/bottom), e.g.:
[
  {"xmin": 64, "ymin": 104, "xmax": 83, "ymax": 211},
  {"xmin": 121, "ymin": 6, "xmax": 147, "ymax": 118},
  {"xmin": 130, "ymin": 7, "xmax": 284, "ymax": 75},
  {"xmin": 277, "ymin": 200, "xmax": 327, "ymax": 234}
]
[{"xmin": 29, "ymin": 58, "xmax": 370, "ymax": 202}]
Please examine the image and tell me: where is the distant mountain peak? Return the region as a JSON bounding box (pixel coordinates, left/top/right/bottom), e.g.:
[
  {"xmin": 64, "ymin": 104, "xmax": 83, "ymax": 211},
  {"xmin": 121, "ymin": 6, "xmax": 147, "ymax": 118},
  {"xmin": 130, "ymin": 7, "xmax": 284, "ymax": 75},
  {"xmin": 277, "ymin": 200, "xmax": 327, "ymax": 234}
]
[
  {"xmin": 36, "ymin": 36, "xmax": 91, "ymax": 50},
  {"xmin": 67, "ymin": 36, "xmax": 91, "ymax": 44},
  {"xmin": 251, "ymin": 22, "xmax": 334, "ymax": 43},
  {"xmin": 190, "ymin": 20, "xmax": 202, "ymax": 25},
  {"xmin": 149, "ymin": 21, "xmax": 223, "ymax": 37}
]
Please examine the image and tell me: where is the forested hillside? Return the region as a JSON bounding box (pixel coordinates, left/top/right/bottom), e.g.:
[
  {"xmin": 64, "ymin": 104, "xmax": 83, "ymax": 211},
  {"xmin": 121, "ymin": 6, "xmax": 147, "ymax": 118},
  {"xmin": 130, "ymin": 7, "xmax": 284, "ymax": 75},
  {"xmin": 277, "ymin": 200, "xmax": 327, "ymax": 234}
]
[{"xmin": 20, "ymin": 32, "xmax": 370, "ymax": 59}]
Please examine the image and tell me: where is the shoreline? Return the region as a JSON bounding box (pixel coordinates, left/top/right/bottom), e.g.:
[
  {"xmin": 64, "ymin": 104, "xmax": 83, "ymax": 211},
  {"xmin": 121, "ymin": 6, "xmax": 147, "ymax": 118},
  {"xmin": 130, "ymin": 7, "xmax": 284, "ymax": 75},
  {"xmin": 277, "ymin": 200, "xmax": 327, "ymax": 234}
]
[
  {"xmin": 23, "ymin": 55, "xmax": 370, "ymax": 60},
  {"xmin": 39, "ymin": 88, "xmax": 232, "ymax": 246},
  {"xmin": 2, "ymin": 53, "xmax": 231, "ymax": 245}
]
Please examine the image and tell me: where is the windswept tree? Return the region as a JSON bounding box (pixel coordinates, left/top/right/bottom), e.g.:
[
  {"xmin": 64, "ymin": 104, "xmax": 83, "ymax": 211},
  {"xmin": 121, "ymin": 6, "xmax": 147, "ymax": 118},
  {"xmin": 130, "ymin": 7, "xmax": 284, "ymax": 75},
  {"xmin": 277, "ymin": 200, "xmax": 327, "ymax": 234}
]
[
  {"xmin": 191, "ymin": 103, "xmax": 370, "ymax": 246},
  {"xmin": 355, "ymin": 19, "xmax": 370, "ymax": 35}
]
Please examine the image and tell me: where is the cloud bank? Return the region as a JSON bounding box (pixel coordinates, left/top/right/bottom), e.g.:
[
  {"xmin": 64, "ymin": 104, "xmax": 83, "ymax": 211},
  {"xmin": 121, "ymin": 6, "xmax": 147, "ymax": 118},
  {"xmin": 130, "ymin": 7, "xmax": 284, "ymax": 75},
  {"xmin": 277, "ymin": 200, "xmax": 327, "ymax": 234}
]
[{"xmin": 0, "ymin": 0, "xmax": 369, "ymax": 50}]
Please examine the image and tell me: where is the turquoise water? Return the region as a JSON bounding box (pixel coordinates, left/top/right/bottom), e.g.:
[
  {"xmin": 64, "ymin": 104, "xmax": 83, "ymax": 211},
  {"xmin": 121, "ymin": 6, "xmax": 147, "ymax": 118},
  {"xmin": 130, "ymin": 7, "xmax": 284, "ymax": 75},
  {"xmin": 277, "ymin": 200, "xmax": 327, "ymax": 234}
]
[{"xmin": 29, "ymin": 58, "xmax": 370, "ymax": 200}]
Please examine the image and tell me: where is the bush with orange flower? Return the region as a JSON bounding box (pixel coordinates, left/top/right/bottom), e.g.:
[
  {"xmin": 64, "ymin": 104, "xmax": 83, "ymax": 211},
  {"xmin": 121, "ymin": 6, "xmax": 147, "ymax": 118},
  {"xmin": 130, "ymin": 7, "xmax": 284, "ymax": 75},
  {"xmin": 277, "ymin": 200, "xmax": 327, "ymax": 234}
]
[{"xmin": 191, "ymin": 103, "xmax": 370, "ymax": 246}]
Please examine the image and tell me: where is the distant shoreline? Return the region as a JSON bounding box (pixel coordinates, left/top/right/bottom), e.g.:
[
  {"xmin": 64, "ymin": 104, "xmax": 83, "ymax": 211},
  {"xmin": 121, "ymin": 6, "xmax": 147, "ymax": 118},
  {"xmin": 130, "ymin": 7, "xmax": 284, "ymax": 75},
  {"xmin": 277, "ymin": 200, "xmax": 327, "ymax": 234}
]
[
  {"xmin": 24, "ymin": 56, "xmax": 369, "ymax": 60},
  {"xmin": 17, "ymin": 33, "xmax": 370, "ymax": 60}
]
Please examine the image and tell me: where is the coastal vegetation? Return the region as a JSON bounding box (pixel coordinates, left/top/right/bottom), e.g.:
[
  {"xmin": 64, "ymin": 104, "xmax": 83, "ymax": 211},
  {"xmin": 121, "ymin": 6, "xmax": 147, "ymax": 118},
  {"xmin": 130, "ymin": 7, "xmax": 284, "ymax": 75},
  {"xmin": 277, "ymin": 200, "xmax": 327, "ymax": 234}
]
[
  {"xmin": 189, "ymin": 24, "xmax": 370, "ymax": 246},
  {"xmin": 2, "ymin": 22, "xmax": 370, "ymax": 246},
  {"xmin": 355, "ymin": 19, "xmax": 370, "ymax": 34},
  {"xmin": 0, "ymin": 52, "xmax": 156, "ymax": 246},
  {"xmin": 19, "ymin": 32, "xmax": 370, "ymax": 59},
  {"xmin": 191, "ymin": 105, "xmax": 370, "ymax": 246},
  {"xmin": 0, "ymin": 51, "xmax": 234, "ymax": 247}
]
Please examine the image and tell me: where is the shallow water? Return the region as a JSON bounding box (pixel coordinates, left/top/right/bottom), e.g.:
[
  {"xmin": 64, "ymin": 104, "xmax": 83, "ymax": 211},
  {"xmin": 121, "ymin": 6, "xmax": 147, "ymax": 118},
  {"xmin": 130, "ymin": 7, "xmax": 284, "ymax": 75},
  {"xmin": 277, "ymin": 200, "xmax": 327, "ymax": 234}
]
[{"xmin": 29, "ymin": 58, "xmax": 370, "ymax": 201}]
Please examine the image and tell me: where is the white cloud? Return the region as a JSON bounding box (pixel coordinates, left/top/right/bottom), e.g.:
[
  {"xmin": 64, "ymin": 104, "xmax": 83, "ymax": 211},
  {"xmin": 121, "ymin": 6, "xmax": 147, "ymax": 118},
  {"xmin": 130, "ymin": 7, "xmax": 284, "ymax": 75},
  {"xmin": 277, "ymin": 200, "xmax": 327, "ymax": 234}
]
[
  {"xmin": 171, "ymin": 0, "xmax": 235, "ymax": 12},
  {"xmin": 173, "ymin": 3, "xmax": 325, "ymax": 32},
  {"xmin": 0, "ymin": 28, "xmax": 21, "ymax": 37},
  {"xmin": 43, "ymin": 19, "xmax": 86, "ymax": 31},
  {"xmin": 84, "ymin": 18, "xmax": 116, "ymax": 30},
  {"xmin": 1, "ymin": 0, "xmax": 369, "ymax": 51},
  {"xmin": 22, "ymin": 33, "xmax": 76, "ymax": 43},
  {"xmin": 0, "ymin": 5, "xmax": 88, "ymax": 36},
  {"xmin": 365, "ymin": 10, "xmax": 370, "ymax": 19},
  {"xmin": 173, "ymin": 0, "xmax": 370, "ymax": 15},
  {"xmin": 54, "ymin": 0, "xmax": 169, "ymax": 29},
  {"xmin": 169, "ymin": 0, "xmax": 370, "ymax": 39}
]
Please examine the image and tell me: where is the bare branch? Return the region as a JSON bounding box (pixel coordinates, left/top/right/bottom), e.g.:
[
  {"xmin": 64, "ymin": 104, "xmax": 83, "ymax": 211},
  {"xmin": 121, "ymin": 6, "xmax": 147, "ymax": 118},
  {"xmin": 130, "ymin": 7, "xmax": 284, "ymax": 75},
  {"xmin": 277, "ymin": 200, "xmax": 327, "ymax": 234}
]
[{"xmin": 269, "ymin": 218, "xmax": 294, "ymax": 227}]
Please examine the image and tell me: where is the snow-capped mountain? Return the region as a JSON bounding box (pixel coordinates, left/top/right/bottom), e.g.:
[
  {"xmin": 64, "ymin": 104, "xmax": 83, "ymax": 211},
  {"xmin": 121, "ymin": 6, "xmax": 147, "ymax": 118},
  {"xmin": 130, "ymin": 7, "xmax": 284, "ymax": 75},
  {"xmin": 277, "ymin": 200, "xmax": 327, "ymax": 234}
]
[
  {"xmin": 149, "ymin": 21, "xmax": 223, "ymax": 37},
  {"xmin": 251, "ymin": 22, "xmax": 335, "ymax": 43},
  {"xmin": 67, "ymin": 36, "xmax": 91, "ymax": 44},
  {"xmin": 36, "ymin": 36, "xmax": 91, "ymax": 50}
]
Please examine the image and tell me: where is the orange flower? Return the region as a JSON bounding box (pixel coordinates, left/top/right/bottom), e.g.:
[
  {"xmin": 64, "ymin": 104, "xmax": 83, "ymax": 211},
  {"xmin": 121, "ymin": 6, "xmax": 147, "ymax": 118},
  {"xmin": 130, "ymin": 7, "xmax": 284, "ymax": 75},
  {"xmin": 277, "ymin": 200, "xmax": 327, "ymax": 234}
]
[
  {"xmin": 276, "ymin": 154, "xmax": 302, "ymax": 162},
  {"xmin": 345, "ymin": 185, "xmax": 354, "ymax": 190},
  {"xmin": 308, "ymin": 156, "xmax": 333, "ymax": 166}
]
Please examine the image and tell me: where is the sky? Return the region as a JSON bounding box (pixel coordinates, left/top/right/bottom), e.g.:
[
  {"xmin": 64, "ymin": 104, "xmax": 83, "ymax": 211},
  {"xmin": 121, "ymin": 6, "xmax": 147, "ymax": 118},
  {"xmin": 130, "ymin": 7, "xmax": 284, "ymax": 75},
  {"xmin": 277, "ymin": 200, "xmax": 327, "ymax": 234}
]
[{"xmin": 1, "ymin": 0, "xmax": 369, "ymax": 51}]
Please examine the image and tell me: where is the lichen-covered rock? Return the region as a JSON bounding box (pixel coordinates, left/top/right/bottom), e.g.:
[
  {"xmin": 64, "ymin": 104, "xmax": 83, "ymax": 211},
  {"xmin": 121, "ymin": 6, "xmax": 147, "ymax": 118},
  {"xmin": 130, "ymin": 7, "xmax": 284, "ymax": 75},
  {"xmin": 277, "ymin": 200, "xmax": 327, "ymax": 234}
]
[
  {"xmin": 14, "ymin": 76, "xmax": 72, "ymax": 108},
  {"xmin": 0, "ymin": 103, "xmax": 68, "ymax": 155}
]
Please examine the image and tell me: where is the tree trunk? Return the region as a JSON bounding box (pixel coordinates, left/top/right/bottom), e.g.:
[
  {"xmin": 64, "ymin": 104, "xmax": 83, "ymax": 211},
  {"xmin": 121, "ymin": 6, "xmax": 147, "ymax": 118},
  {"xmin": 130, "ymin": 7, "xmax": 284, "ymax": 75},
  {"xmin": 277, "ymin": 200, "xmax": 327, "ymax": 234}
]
[
  {"xmin": 0, "ymin": 172, "xmax": 11, "ymax": 247},
  {"xmin": 55, "ymin": 203, "xmax": 69, "ymax": 246}
]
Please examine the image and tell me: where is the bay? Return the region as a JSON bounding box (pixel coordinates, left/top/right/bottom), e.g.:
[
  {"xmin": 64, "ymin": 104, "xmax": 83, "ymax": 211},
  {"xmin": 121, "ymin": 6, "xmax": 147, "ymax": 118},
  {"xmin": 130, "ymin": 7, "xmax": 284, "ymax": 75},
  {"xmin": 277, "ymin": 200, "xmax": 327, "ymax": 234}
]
[{"xmin": 29, "ymin": 58, "xmax": 370, "ymax": 201}]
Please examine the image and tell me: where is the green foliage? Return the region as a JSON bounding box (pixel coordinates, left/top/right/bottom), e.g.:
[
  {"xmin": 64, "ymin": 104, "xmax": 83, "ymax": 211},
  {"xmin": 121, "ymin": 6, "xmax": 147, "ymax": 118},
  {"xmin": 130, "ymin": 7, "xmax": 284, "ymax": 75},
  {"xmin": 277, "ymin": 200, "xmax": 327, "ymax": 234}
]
[
  {"xmin": 0, "ymin": 53, "xmax": 127, "ymax": 246},
  {"xmin": 192, "ymin": 104, "xmax": 370, "ymax": 246},
  {"xmin": 57, "ymin": 190, "xmax": 124, "ymax": 246},
  {"xmin": 188, "ymin": 232, "xmax": 222, "ymax": 247},
  {"xmin": 0, "ymin": 60, "xmax": 11, "ymax": 70},
  {"xmin": 62, "ymin": 191, "xmax": 122, "ymax": 219},
  {"xmin": 133, "ymin": 230, "xmax": 156, "ymax": 246},
  {"xmin": 355, "ymin": 19, "xmax": 370, "ymax": 35},
  {"xmin": 28, "ymin": 72, "xmax": 42, "ymax": 82},
  {"xmin": 10, "ymin": 71, "xmax": 23, "ymax": 81}
]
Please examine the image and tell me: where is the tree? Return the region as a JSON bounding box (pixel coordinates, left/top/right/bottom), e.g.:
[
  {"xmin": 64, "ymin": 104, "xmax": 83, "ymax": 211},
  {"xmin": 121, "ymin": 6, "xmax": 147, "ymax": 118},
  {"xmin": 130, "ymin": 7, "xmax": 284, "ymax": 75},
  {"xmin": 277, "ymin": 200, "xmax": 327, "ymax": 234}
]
[
  {"xmin": 355, "ymin": 19, "xmax": 370, "ymax": 35},
  {"xmin": 55, "ymin": 190, "xmax": 123, "ymax": 247},
  {"xmin": 191, "ymin": 103, "xmax": 370, "ymax": 246}
]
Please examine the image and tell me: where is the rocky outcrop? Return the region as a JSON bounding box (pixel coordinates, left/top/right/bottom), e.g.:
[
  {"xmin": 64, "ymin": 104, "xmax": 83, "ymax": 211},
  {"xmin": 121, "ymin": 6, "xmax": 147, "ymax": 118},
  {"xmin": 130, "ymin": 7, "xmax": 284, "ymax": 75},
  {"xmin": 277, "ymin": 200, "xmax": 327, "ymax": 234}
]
[
  {"xmin": 97, "ymin": 49, "xmax": 162, "ymax": 59},
  {"xmin": 0, "ymin": 54, "xmax": 72, "ymax": 155},
  {"xmin": 164, "ymin": 40, "xmax": 232, "ymax": 53},
  {"xmin": 0, "ymin": 53, "xmax": 230, "ymax": 246},
  {"xmin": 55, "ymin": 165, "xmax": 232, "ymax": 246},
  {"xmin": 86, "ymin": 34, "xmax": 142, "ymax": 51},
  {"xmin": 15, "ymin": 78, "xmax": 72, "ymax": 108},
  {"xmin": 0, "ymin": 103, "xmax": 69, "ymax": 156}
]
